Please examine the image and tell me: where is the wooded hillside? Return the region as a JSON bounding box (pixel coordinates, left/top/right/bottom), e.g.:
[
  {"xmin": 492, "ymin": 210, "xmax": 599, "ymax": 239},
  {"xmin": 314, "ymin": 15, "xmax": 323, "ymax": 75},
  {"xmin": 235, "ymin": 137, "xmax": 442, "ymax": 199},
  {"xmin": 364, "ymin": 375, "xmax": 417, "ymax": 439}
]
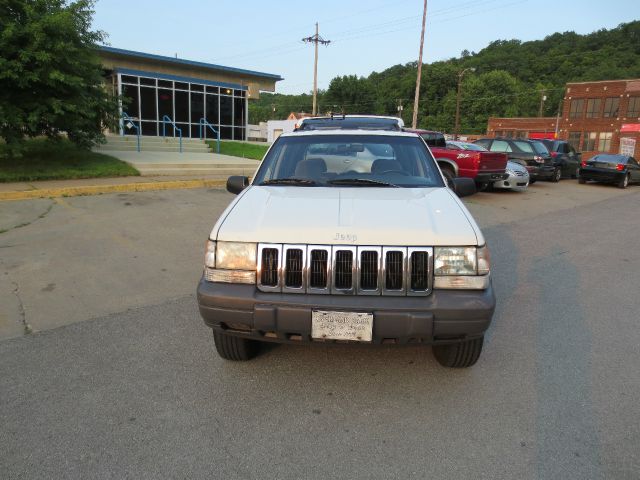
[{"xmin": 250, "ymin": 21, "xmax": 640, "ymax": 134}]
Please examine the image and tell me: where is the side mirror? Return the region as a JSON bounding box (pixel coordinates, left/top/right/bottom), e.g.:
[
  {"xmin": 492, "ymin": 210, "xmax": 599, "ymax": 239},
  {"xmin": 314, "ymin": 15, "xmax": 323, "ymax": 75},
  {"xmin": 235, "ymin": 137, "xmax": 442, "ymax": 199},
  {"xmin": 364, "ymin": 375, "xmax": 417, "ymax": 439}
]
[
  {"xmin": 226, "ymin": 176, "xmax": 249, "ymax": 195},
  {"xmin": 452, "ymin": 177, "xmax": 477, "ymax": 198}
]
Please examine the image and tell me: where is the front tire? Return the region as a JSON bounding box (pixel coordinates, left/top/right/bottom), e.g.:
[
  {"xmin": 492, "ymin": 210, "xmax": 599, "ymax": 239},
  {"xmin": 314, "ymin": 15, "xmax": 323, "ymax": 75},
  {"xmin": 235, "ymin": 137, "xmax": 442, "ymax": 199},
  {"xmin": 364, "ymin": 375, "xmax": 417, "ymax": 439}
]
[
  {"xmin": 433, "ymin": 336, "xmax": 484, "ymax": 368},
  {"xmin": 213, "ymin": 331, "xmax": 260, "ymax": 361},
  {"xmin": 617, "ymin": 174, "xmax": 630, "ymax": 189},
  {"xmin": 550, "ymin": 168, "xmax": 561, "ymax": 183},
  {"xmin": 440, "ymin": 166, "xmax": 455, "ymax": 188}
]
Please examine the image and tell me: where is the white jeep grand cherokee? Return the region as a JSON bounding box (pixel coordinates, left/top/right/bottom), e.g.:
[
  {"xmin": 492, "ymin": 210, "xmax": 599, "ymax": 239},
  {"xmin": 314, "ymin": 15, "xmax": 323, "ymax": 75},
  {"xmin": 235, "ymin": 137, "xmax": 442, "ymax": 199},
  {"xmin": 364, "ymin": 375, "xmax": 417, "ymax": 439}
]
[{"xmin": 197, "ymin": 122, "xmax": 495, "ymax": 368}]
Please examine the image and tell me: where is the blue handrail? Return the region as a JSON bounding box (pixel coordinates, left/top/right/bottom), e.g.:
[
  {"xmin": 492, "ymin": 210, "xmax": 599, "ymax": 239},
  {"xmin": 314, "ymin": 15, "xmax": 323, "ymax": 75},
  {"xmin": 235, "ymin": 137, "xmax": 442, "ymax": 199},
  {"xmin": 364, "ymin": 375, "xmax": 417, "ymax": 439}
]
[
  {"xmin": 161, "ymin": 115, "xmax": 182, "ymax": 153},
  {"xmin": 121, "ymin": 112, "xmax": 141, "ymax": 152},
  {"xmin": 198, "ymin": 118, "xmax": 220, "ymax": 153}
]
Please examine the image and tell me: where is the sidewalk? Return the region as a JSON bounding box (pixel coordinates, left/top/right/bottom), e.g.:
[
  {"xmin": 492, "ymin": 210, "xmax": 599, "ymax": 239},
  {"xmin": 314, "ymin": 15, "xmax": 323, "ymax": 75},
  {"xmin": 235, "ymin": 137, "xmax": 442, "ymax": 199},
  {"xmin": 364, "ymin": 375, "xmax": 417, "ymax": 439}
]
[{"xmin": 0, "ymin": 174, "xmax": 229, "ymax": 201}]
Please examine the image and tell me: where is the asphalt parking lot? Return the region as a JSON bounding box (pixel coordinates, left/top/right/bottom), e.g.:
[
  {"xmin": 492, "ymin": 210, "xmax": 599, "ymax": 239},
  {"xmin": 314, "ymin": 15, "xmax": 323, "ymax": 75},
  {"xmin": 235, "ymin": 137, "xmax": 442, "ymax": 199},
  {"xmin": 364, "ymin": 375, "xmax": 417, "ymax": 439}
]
[{"xmin": 1, "ymin": 181, "xmax": 639, "ymax": 479}]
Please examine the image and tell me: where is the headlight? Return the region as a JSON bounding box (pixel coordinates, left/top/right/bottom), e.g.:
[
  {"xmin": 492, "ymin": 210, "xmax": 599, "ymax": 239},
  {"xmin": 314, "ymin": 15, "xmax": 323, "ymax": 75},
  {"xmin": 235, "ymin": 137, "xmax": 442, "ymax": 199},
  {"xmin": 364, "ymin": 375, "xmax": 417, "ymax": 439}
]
[
  {"xmin": 204, "ymin": 240, "xmax": 216, "ymax": 268},
  {"xmin": 434, "ymin": 247, "xmax": 476, "ymax": 275},
  {"xmin": 505, "ymin": 169, "xmax": 515, "ymax": 176},
  {"xmin": 433, "ymin": 245, "xmax": 491, "ymax": 290},
  {"xmin": 216, "ymin": 241, "xmax": 257, "ymax": 270}
]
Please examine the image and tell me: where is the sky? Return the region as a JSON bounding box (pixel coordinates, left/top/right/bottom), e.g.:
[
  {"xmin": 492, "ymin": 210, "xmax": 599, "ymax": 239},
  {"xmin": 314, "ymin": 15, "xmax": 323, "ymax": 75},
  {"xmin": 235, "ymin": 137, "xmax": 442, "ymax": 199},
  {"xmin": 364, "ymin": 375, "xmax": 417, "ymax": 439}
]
[{"xmin": 92, "ymin": 0, "xmax": 638, "ymax": 95}]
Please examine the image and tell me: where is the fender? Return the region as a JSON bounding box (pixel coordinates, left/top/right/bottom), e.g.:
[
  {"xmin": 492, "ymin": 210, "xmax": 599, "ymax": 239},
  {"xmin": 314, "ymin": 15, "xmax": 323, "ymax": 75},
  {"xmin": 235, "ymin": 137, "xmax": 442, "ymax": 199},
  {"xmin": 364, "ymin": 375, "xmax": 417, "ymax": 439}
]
[{"xmin": 436, "ymin": 158, "xmax": 459, "ymax": 176}]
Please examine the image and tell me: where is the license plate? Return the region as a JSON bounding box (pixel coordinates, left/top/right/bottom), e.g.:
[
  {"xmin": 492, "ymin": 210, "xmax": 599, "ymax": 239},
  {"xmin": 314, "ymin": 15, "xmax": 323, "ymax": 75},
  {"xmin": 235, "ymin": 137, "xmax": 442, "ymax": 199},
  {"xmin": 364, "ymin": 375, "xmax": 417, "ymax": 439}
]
[{"xmin": 311, "ymin": 310, "xmax": 373, "ymax": 342}]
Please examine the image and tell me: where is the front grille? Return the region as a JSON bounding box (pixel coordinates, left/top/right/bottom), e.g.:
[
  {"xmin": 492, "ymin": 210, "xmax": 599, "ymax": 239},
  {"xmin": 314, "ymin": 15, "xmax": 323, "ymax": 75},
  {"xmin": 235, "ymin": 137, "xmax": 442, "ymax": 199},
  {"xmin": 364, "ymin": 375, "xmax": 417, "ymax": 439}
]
[
  {"xmin": 258, "ymin": 244, "xmax": 432, "ymax": 296},
  {"xmin": 410, "ymin": 251, "xmax": 429, "ymax": 291},
  {"xmin": 385, "ymin": 251, "xmax": 404, "ymax": 290},
  {"xmin": 309, "ymin": 249, "xmax": 329, "ymax": 289},
  {"xmin": 260, "ymin": 248, "xmax": 279, "ymax": 286},
  {"xmin": 334, "ymin": 250, "xmax": 353, "ymax": 289},
  {"xmin": 285, "ymin": 249, "xmax": 303, "ymax": 288},
  {"xmin": 514, "ymin": 170, "xmax": 526, "ymax": 177},
  {"xmin": 360, "ymin": 251, "xmax": 379, "ymax": 290}
]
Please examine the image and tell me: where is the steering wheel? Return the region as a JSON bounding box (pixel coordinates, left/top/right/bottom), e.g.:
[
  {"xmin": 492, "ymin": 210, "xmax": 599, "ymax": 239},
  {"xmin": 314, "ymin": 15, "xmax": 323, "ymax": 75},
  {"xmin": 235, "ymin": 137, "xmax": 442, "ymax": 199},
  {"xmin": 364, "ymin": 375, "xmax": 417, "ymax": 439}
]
[{"xmin": 378, "ymin": 169, "xmax": 410, "ymax": 176}]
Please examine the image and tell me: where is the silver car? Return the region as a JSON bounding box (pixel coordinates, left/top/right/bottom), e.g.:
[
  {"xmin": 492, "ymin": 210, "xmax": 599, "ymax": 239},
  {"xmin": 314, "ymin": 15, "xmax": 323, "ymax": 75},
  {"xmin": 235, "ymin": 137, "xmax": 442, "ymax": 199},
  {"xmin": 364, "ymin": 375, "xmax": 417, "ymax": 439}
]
[{"xmin": 492, "ymin": 160, "xmax": 529, "ymax": 191}]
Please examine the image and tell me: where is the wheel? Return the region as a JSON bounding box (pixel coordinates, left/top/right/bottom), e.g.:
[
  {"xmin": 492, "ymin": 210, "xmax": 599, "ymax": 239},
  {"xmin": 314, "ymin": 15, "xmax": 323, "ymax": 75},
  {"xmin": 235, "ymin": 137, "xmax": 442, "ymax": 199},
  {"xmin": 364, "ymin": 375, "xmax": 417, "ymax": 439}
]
[
  {"xmin": 433, "ymin": 336, "xmax": 484, "ymax": 368},
  {"xmin": 213, "ymin": 331, "xmax": 260, "ymax": 361},
  {"xmin": 440, "ymin": 166, "xmax": 455, "ymax": 188},
  {"xmin": 617, "ymin": 174, "xmax": 630, "ymax": 189},
  {"xmin": 578, "ymin": 177, "xmax": 586, "ymax": 184},
  {"xmin": 550, "ymin": 168, "xmax": 561, "ymax": 183}
]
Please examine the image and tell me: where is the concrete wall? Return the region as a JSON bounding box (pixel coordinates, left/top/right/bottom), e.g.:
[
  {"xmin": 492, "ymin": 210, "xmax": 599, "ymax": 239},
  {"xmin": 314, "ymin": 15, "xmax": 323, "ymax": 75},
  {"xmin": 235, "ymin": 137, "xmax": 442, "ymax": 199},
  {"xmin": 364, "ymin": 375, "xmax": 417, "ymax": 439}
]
[
  {"xmin": 248, "ymin": 123, "xmax": 267, "ymax": 141},
  {"xmin": 267, "ymin": 119, "xmax": 297, "ymax": 143}
]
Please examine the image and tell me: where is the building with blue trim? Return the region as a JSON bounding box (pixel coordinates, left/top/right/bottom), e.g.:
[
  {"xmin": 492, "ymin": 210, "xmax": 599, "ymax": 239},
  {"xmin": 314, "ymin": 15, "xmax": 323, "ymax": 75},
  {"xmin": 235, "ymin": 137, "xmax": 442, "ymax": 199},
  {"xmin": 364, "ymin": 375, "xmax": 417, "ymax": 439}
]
[{"xmin": 99, "ymin": 47, "xmax": 283, "ymax": 141}]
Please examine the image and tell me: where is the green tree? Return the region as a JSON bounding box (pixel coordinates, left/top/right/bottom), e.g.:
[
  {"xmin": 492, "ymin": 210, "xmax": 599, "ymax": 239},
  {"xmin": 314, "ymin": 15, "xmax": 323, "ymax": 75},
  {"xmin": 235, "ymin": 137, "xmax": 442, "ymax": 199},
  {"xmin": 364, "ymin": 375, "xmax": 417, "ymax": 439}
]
[{"xmin": 0, "ymin": 0, "xmax": 119, "ymax": 154}]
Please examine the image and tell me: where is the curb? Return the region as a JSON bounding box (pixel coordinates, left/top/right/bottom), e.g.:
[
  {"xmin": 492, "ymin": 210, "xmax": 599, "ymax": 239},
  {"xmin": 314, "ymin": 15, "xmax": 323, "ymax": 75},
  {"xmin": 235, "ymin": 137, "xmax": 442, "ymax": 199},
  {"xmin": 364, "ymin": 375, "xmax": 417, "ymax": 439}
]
[{"xmin": 0, "ymin": 179, "xmax": 227, "ymax": 201}]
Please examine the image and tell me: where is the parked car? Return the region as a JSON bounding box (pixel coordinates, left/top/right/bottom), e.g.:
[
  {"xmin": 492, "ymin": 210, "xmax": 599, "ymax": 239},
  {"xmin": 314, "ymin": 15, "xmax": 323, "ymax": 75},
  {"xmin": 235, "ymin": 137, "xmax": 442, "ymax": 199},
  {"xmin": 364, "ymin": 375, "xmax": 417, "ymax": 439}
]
[
  {"xmin": 578, "ymin": 154, "xmax": 640, "ymax": 189},
  {"xmin": 198, "ymin": 119, "xmax": 496, "ymax": 368},
  {"xmin": 474, "ymin": 137, "xmax": 556, "ymax": 183},
  {"xmin": 540, "ymin": 139, "xmax": 582, "ymax": 179},
  {"xmin": 492, "ymin": 160, "xmax": 530, "ymax": 191},
  {"xmin": 406, "ymin": 129, "xmax": 508, "ymax": 187}
]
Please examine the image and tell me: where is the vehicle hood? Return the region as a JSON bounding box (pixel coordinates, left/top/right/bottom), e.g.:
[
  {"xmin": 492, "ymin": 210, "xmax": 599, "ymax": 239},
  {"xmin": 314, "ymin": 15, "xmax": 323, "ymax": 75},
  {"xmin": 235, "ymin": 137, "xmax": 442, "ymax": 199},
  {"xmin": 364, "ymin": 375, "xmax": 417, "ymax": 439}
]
[{"xmin": 213, "ymin": 186, "xmax": 482, "ymax": 246}]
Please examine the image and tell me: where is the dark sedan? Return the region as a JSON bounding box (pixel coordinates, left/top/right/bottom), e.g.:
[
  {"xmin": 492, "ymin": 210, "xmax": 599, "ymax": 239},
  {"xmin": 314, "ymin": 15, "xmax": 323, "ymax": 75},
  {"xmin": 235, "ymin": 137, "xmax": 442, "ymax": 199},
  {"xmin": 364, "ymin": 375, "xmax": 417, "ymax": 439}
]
[{"xmin": 579, "ymin": 154, "xmax": 640, "ymax": 189}]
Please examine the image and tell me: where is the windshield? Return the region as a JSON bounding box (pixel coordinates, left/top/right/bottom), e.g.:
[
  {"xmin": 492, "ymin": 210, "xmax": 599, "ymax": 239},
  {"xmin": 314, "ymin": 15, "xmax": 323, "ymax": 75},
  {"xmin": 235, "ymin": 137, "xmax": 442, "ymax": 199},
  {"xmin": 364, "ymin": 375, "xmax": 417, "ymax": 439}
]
[{"xmin": 253, "ymin": 134, "xmax": 445, "ymax": 188}]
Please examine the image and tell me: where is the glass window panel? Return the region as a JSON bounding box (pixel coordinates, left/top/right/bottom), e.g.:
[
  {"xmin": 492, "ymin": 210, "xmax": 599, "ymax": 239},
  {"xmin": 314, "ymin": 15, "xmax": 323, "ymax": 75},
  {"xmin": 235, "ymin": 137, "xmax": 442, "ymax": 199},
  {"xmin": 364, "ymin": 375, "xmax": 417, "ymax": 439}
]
[
  {"xmin": 121, "ymin": 75, "xmax": 138, "ymax": 84},
  {"xmin": 206, "ymin": 86, "xmax": 219, "ymax": 94},
  {"xmin": 161, "ymin": 122, "xmax": 174, "ymax": 137},
  {"xmin": 220, "ymin": 95, "xmax": 233, "ymax": 125},
  {"xmin": 234, "ymin": 97, "xmax": 245, "ymax": 126},
  {"xmin": 205, "ymin": 94, "xmax": 219, "ymax": 124},
  {"xmin": 191, "ymin": 83, "xmax": 204, "ymax": 92},
  {"xmin": 235, "ymin": 90, "xmax": 246, "ymax": 98},
  {"xmin": 568, "ymin": 131, "xmax": 581, "ymax": 149},
  {"xmin": 140, "ymin": 77, "xmax": 156, "ymax": 86},
  {"xmin": 123, "ymin": 120, "xmax": 139, "ymax": 136},
  {"xmin": 603, "ymin": 97, "xmax": 620, "ymax": 117},
  {"xmin": 221, "ymin": 87, "xmax": 233, "ymax": 96},
  {"xmin": 140, "ymin": 86, "xmax": 157, "ymax": 121},
  {"xmin": 191, "ymin": 124, "xmax": 202, "ymax": 139},
  {"xmin": 121, "ymin": 84, "xmax": 139, "ymax": 118},
  {"xmin": 598, "ymin": 132, "xmax": 612, "ymax": 152},
  {"xmin": 174, "ymin": 90, "xmax": 189, "ymax": 122},
  {"xmin": 586, "ymin": 98, "xmax": 601, "ymax": 118},
  {"xmin": 190, "ymin": 92, "xmax": 204, "ymax": 123},
  {"xmin": 628, "ymin": 97, "xmax": 640, "ymax": 117},
  {"xmin": 158, "ymin": 88, "xmax": 173, "ymax": 121},
  {"xmin": 234, "ymin": 127, "xmax": 245, "ymax": 141},
  {"xmin": 220, "ymin": 126, "xmax": 232, "ymax": 140},
  {"xmin": 158, "ymin": 79, "xmax": 173, "ymax": 88},
  {"xmin": 141, "ymin": 121, "xmax": 157, "ymax": 136},
  {"xmin": 175, "ymin": 81, "xmax": 189, "ymax": 90},
  {"xmin": 569, "ymin": 99, "xmax": 584, "ymax": 118},
  {"xmin": 582, "ymin": 132, "xmax": 596, "ymax": 151}
]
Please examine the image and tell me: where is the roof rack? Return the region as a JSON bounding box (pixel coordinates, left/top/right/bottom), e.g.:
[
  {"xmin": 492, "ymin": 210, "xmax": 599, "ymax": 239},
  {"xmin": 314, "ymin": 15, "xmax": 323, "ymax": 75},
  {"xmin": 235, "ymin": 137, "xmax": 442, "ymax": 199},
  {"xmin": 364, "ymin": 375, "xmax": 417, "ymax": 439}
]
[{"xmin": 294, "ymin": 115, "xmax": 403, "ymax": 132}]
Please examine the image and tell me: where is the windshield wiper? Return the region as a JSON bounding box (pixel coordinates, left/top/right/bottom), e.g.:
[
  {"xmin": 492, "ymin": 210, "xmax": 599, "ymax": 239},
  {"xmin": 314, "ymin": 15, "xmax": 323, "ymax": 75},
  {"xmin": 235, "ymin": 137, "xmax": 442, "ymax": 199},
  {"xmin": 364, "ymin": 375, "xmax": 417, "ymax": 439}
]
[
  {"xmin": 327, "ymin": 178, "xmax": 399, "ymax": 187},
  {"xmin": 260, "ymin": 178, "xmax": 317, "ymax": 186}
]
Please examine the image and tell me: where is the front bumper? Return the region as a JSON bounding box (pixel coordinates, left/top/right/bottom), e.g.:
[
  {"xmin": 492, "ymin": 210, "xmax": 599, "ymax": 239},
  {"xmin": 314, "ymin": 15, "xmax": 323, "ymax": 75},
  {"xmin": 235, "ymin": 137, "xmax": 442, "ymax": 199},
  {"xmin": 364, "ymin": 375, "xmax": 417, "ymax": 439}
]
[
  {"xmin": 529, "ymin": 165, "xmax": 555, "ymax": 180},
  {"xmin": 197, "ymin": 278, "xmax": 496, "ymax": 345},
  {"xmin": 492, "ymin": 171, "xmax": 529, "ymax": 191},
  {"xmin": 474, "ymin": 172, "xmax": 509, "ymax": 184}
]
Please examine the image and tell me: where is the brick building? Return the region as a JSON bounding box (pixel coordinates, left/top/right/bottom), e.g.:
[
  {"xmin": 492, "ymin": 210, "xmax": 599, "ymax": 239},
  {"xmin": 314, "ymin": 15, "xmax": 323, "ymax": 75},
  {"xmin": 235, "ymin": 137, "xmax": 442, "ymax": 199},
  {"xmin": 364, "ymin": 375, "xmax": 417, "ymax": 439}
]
[{"xmin": 486, "ymin": 79, "xmax": 640, "ymax": 159}]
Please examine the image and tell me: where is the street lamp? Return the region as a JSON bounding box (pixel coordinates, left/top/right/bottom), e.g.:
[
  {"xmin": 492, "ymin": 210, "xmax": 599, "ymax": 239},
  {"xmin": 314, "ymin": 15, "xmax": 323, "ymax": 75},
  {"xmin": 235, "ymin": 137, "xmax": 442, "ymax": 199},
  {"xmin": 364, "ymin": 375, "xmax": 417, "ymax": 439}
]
[{"xmin": 454, "ymin": 67, "xmax": 476, "ymax": 140}]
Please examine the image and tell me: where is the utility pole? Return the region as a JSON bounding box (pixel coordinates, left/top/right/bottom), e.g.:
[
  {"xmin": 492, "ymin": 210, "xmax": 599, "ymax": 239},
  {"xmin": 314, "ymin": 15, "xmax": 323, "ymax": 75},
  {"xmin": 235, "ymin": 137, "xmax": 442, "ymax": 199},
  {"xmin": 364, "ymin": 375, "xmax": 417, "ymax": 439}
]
[
  {"xmin": 303, "ymin": 23, "xmax": 331, "ymax": 116},
  {"xmin": 454, "ymin": 67, "xmax": 475, "ymax": 140},
  {"xmin": 538, "ymin": 90, "xmax": 547, "ymax": 117},
  {"xmin": 412, "ymin": 0, "xmax": 428, "ymax": 129},
  {"xmin": 397, "ymin": 99, "xmax": 404, "ymax": 119}
]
